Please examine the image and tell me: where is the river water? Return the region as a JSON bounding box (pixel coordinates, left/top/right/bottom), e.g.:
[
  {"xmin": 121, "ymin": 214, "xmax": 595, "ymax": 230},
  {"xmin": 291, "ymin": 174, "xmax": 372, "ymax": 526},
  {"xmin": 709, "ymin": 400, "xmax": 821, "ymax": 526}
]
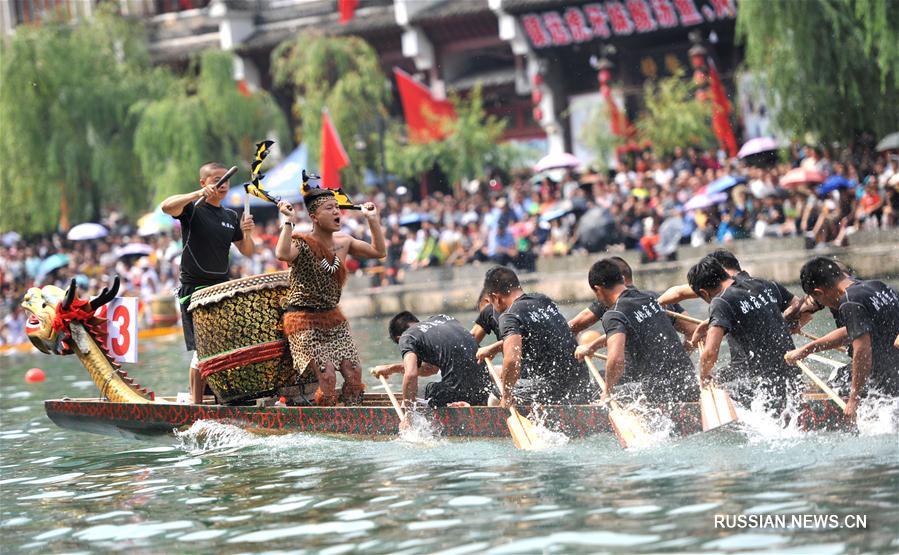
[{"xmin": 1, "ymin": 300, "xmax": 897, "ymax": 554}]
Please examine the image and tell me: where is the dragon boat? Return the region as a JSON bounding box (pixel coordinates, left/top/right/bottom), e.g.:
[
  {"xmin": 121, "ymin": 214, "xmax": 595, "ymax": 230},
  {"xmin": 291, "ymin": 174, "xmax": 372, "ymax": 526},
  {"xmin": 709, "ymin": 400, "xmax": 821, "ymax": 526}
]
[{"xmin": 23, "ymin": 275, "xmax": 854, "ymax": 441}]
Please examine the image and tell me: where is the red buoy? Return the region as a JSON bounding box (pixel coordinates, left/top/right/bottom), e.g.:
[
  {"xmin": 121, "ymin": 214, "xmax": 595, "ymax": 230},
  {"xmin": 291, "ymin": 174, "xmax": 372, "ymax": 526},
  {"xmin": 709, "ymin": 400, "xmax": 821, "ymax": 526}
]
[{"xmin": 25, "ymin": 368, "xmax": 46, "ymax": 383}]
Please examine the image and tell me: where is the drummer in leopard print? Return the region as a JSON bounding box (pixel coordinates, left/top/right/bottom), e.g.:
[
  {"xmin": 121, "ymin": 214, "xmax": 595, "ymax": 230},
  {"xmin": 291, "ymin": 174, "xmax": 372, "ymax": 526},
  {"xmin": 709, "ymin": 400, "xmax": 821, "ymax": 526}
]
[{"xmin": 275, "ymin": 182, "xmax": 386, "ymax": 406}]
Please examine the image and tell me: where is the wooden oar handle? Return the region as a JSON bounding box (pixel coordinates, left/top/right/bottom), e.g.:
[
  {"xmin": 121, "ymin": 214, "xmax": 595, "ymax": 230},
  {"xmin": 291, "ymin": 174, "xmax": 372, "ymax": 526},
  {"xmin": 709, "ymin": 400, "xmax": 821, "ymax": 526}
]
[
  {"xmin": 795, "ymin": 360, "xmax": 846, "ymax": 410},
  {"xmin": 375, "ymin": 374, "xmax": 406, "ymax": 420},
  {"xmin": 666, "ymin": 310, "xmax": 704, "ymax": 325}
]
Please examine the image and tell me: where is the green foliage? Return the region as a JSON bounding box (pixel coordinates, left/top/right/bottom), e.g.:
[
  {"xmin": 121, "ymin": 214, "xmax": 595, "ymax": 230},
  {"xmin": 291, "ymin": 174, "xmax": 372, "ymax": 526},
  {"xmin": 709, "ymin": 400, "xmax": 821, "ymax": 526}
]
[
  {"xmin": 0, "ymin": 7, "xmax": 166, "ymax": 234},
  {"xmin": 385, "ymin": 86, "xmax": 512, "ymax": 186},
  {"xmin": 579, "ymin": 102, "xmax": 625, "ymax": 172},
  {"xmin": 133, "ymin": 50, "xmax": 289, "ymax": 202},
  {"xmin": 635, "ymin": 70, "xmax": 714, "ymax": 157},
  {"xmin": 271, "ymin": 34, "xmax": 389, "ymax": 189},
  {"xmin": 737, "ymin": 0, "xmax": 899, "ymax": 143}
]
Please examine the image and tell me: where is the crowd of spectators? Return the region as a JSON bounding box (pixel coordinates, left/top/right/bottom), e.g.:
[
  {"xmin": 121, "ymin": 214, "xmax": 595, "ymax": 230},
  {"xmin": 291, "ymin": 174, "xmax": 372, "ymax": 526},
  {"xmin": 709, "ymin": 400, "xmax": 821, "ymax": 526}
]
[{"xmin": 2, "ymin": 142, "xmax": 897, "ymax": 347}]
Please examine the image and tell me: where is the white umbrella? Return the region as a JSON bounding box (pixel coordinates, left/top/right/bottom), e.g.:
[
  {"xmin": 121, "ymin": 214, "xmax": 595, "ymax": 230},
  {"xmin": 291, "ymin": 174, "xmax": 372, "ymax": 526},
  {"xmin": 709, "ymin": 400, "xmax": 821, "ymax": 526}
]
[
  {"xmin": 117, "ymin": 243, "xmax": 153, "ymax": 259},
  {"xmin": 737, "ymin": 137, "xmax": 779, "ymax": 159},
  {"xmin": 683, "ymin": 192, "xmax": 728, "ymax": 211},
  {"xmin": 534, "ymin": 152, "xmax": 581, "ymax": 173},
  {"xmin": 67, "ymin": 222, "xmax": 108, "ymax": 241}
]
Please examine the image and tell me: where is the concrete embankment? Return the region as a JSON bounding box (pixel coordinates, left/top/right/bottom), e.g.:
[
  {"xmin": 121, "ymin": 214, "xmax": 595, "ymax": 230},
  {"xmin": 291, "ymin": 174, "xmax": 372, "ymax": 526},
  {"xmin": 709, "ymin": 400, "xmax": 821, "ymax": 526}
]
[{"xmin": 341, "ymin": 229, "xmax": 899, "ymax": 319}]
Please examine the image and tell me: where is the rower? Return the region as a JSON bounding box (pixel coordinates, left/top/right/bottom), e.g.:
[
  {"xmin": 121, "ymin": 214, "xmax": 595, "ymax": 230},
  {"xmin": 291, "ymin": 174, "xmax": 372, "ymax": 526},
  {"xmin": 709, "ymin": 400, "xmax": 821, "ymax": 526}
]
[
  {"xmin": 798, "ymin": 257, "xmax": 899, "ymax": 416},
  {"xmin": 471, "ymin": 288, "xmax": 501, "ymax": 344},
  {"xmin": 476, "ymin": 267, "xmax": 594, "ymax": 406},
  {"xmin": 687, "ymin": 257, "xmax": 801, "ymax": 408},
  {"xmin": 571, "ymin": 256, "xmax": 695, "ymax": 359},
  {"xmin": 580, "ymin": 259, "xmax": 699, "ymax": 403},
  {"xmin": 373, "ymin": 312, "xmax": 493, "ymax": 422}
]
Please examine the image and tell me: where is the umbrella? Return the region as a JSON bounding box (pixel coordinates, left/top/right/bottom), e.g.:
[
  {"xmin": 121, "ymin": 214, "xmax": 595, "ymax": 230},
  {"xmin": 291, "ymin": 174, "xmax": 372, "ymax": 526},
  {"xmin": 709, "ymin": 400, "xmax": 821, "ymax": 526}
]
[
  {"xmin": 706, "ymin": 175, "xmax": 748, "ymax": 195},
  {"xmin": 738, "ymin": 137, "xmax": 779, "ymax": 158},
  {"xmin": 2, "ymin": 231, "xmax": 21, "ymax": 246},
  {"xmin": 816, "ymin": 175, "xmax": 854, "ymax": 196},
  {"xmin": 573, "ymin": 206, "xmax": 616, "ymax": 253},
  {"xmin": 117, "ymin": 243, "xmax": 153, "ymax": 259},
  {"xmin": 534, "ymin": 152, "xmax": 581, "ymax": 172},
  {"xmin": 780, "ymin": 168, "xmax": 826, "ymax": 188},
  {"xmin": 539, "ymin": 204, "xmax": 572, "ymax": 223},
  {"xmin": 137, "ymin": 208, "xmax": 175, "ymax": 237},
  {"xmin": 36, "ymin": 253, "xmax": 70, "ymax": 280},
  {"xmin": 683, "ymin": 192, "xmax": 728, "ymax": 211},
  {"xmin": 398, "ymin": 213, "xmax": 433, "ymax": 227},
  {"xmin": 875, "ymin": 131, "xmax": 899, "ymax": 152},
  {"xmin": 67, "ymin": 222, "xmax": 108, "ymax": 241}
]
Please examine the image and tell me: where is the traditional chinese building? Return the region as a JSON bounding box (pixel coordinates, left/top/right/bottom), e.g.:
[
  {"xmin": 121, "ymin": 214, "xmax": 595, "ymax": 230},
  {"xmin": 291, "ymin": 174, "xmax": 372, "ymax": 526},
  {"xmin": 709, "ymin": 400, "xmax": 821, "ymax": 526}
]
[{"xmin": 3, "ymin": 0, "xmax": 743, "ymax": 159}]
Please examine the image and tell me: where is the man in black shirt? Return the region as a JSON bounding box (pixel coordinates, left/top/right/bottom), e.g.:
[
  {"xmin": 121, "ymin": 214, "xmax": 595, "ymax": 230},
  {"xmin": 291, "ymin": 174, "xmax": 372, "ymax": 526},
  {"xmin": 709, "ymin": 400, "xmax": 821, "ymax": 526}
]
[
  {"xmin": 587, "ymin": 259, "xmax": 699, "ymax": 403},
  {"xmin": 161, "ymin": 162, "xmax": 255, "ymax": 403},
  {"xmin": 799, "ymin": 257, "xmax": 899, "ymax": 416},
  {"xmin": 373, "ymin": 312, "xmax": 492, "ymax": 422},
  {"xmin": 476, "ymin": 267, "xmax": 594, "ymax": 406},
  {"xmin": 687, "ymin": 257, "xmax": 801, "ymax": 408},
  {"xmin": 471, "ymin": 288, "xmax": 501, "ymax": 344}
]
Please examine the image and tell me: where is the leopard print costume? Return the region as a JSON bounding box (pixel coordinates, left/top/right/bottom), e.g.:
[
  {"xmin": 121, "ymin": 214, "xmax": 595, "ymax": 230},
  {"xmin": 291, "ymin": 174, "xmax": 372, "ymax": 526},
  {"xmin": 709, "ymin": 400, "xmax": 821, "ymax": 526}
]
[{"xmin": 283, "ymin": 234, "xmax": 362, "ymax": 405}]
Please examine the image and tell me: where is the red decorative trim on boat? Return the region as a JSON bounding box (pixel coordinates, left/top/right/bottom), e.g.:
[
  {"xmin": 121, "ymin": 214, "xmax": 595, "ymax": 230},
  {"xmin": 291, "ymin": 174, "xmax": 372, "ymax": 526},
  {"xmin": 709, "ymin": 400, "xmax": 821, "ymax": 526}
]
[{"xmin": 198, "ymin": 340, "xmax": 288, "ymax": 379}]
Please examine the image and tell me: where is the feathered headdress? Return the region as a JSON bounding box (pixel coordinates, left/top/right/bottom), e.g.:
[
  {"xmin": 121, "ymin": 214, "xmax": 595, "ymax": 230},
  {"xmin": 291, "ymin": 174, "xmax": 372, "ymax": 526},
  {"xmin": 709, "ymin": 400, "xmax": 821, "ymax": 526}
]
[{"xmin": 301, "ymin": 170, "xmax": 360, "ymax": 212}]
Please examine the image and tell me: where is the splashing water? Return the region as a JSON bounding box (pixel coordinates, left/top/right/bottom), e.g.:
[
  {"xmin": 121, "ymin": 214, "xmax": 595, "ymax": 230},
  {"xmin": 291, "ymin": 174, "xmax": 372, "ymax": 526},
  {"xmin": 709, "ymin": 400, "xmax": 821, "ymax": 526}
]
[
  {"xmin": 397, "ymin": 410, "xmax": 444, "ymax": 445},
  {"xmin": 528, "ymin": 406, "xmax": 570, "ymax": 448},
  {"xmin": 856, "ymin": 395, "xmax": 899, "ymax": 436}
]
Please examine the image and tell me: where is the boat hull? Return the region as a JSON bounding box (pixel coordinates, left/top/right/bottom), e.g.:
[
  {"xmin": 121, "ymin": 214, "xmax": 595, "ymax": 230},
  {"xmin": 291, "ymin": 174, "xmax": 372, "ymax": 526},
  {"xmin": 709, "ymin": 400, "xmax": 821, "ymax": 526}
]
[{"xmin": 44, "ymin": 396, "xmax": 854, "ymax": 440}]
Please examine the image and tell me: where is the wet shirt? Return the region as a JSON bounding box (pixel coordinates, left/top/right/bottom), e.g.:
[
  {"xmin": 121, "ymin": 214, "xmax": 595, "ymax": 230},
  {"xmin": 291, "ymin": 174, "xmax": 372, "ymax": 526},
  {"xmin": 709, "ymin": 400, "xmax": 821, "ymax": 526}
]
[
  {"xmin": 838, "ymin": 280, "xmax": 899, "ymax": 395},
  {"xmin": 600, "ymin": 288, "xmax": 697, "ymax": 402},
  {"xmin": 588, "ymin": 287, "xmax": 684, "ymax": 320},
  {"xmin": 474, "ymin": 304, "xmax": 501, "ymax": 341},
  {"xmin": 708, "ymin": 276, "xmax": 797, "ymax": 381},
  {"xmin": 399, "ymin": 315, "xmax": 491, "ymax": 399},
  {"xmin": 177, "ymin": 201, "xmax": 243, "ymax": 286},
  {"xmin": 499, "ymin": 293, "xmax": 592, "ymax": 402}
]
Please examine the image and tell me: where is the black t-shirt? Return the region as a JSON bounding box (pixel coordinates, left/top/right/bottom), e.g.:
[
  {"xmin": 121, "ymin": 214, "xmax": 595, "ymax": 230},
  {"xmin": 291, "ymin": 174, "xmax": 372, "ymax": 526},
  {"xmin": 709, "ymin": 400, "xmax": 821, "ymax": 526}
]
[
  {"xmin": 177, "ymin": 201, "xmax": 244, "ymax": 286},
  {"xmin": 588, "ymin": 288, "xmax": 684, "ymax": 321},
  {"xmin": 474, "ymin": 304, "xmax": 501, "ymax": 341},
  {"xmin": 838, "ymin": 280, "xmax": 899, "ymax": 395},
  {"xmin": 498, "ymin": 293, "xmax": 592, "ymax": 402},
  {"xmin": 601, "ymin": 288, "xmax": 697, "ymax": 402},
  {"xmin": 399, "ymin": 315, "xmax": 492, "ymax": 398},
  {"xmin": 708, "ymin": 276, "xmax": 797, "ymax": 381}
]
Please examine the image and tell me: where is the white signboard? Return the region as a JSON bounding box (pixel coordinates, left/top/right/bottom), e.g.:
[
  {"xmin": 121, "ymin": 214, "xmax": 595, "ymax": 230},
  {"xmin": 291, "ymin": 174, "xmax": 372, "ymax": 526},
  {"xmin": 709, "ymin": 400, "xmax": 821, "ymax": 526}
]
[{"xmin": 106, "ymin": 297, "xmax": 138, "ymax": 363}]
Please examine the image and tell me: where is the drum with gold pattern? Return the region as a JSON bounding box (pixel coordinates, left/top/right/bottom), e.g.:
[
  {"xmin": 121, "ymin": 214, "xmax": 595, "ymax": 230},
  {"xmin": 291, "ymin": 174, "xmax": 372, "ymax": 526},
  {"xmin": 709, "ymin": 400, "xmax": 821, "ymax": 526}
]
[
  {"xmin": 188, "ymin": 272, "xmax": 296, "ymax": 404},
  {"xmin": 150, "ymin": 294, "xmax": 179, "ymax": 327}
]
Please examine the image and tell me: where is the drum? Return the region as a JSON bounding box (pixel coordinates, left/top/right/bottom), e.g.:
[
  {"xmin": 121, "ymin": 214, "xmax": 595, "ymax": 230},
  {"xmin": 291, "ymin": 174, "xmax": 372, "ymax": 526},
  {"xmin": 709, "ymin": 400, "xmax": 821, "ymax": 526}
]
[
  {"xmin": 188, "ymin": 272, "xmax": 296, "ymax": 404},
  {"xmin": 150, "ymin": 294, "xmax": 179, "ymax": 327}
]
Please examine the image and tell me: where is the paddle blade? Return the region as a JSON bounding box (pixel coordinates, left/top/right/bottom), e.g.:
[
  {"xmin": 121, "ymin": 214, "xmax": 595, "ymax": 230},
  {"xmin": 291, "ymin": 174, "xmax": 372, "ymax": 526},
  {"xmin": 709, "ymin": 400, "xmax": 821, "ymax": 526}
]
[
  {"xmin": 700, "ymin": 385, "xmax": 738, "ymax": 431},
  {"xmin": 608, "ymin": 404, "xmax": 652, "ymax": 449},
  {"xmin": 506, "ymin": 407, "xmax": 546, "ymax": 450}
]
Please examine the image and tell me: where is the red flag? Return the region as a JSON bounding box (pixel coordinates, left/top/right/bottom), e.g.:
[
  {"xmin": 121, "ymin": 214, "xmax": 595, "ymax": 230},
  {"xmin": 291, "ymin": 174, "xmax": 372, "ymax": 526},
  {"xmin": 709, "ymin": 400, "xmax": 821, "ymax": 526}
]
[
  {"xmin": 393, "ymin": 68, "xmax": 457, "ymax": 143},
  {"xmin": 707, "ymin": 58, "xmax": 738, "ymax": 158},
  {"xmin": 338, "ymin": 0, "xmax": 358, "ymax": 24},
  {"xmin": 320, "ymin": 110, "xmax": 349, "ymax": 189}
]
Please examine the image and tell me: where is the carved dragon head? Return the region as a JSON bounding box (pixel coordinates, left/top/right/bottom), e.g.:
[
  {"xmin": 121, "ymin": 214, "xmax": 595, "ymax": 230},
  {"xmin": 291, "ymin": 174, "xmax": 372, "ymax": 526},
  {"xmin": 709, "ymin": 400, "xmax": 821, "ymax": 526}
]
[{"xmin": 22, "ymin": 277, "xmax": 120, "ymax": 355}]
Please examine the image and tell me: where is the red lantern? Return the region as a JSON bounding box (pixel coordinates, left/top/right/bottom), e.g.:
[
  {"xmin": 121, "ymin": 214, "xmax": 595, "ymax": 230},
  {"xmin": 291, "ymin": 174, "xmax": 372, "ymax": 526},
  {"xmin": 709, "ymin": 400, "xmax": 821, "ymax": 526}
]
[
  {"xmin": 531, "ymin": 89, "xmax": 543, "ymax": 104},
  {"xmin": 695, "ymin": 89, "xmax": 708, "ymax": 102},
  {"xmin": 532, "ymin": 107, "xmax": 543, "ymax": 122},
  {"xmin": 693, "ymin": 70, "xmax": 706, "ymax": 85},
  {"xmin": 532, "ymin": 73, "xmax": 544, "ymax": 86}
]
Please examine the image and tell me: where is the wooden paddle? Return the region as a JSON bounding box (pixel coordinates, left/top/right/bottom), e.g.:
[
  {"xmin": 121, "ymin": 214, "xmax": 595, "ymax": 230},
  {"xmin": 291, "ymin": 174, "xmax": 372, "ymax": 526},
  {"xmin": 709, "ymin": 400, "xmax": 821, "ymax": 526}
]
[
  {"xmin": 795, "ymin": 360, "xmax": 847, "ymax": 410},
  {"xmin": 584, "ymin": 355, "xmax": 652, "ymax": 449},
  {"xmin": 370, "ymin": 371, "xmax": 405, "ymax": 421},
  {"xmin": 484, "ymin": 358, "xmax": 546, "ymax": 450},
  {"xmin": 663, "ymin": 311, "xmax": 738, "ymax": 430}
]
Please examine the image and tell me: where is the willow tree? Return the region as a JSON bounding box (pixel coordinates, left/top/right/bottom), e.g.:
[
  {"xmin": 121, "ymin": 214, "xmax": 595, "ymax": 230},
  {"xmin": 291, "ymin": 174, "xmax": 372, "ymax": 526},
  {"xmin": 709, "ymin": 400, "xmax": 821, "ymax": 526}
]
[
  {"xmin": 635, "ymin": 70, "xmax": 714, "ymax": 157},
  {"xmin": 0, "ymin": 8, "xmax": 166, "ymax": 234},
  {"xmin": 271, "ymin": 34, "xmax": 389, "ymax": 189},
  {"xmin": 133, "ymin": 51, "xmax": 290, "ymax": 202},
  {"xmin": 737, "ymin": 0, "xmax": 899, "ymax": 143},
  {"xmin": 385, "ymin": 86, "xmax": 515, "ymax": 189}
]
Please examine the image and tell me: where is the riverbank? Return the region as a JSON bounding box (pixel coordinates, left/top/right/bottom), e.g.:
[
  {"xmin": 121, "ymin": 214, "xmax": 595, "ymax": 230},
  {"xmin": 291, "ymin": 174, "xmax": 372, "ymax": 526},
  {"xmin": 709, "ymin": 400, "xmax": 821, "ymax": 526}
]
[{"xmin": 341, "ymin": 229, "xmax": 899, "ymax": 318}]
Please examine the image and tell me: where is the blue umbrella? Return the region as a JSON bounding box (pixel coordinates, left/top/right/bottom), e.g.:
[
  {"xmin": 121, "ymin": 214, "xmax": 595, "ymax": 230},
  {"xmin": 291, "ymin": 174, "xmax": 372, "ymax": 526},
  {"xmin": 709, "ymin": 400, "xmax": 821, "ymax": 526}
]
[
  {"xmin": 706, "ymin": 175, "xmax": 748, "ymax": 195},
  {"xmin": 398, "ymin": 213, "xmax": 433, "ymax": 227},
  {"xmin": 36, "ymin": 254, "xmax": 70, "ymax": 281},
  {"xmin": 816, "ymin": 175, "xmax": 854, "ymax": 196},
  {"xmin": 539, "ymin": 205, "xmax": 572, "ymax": 223}
]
